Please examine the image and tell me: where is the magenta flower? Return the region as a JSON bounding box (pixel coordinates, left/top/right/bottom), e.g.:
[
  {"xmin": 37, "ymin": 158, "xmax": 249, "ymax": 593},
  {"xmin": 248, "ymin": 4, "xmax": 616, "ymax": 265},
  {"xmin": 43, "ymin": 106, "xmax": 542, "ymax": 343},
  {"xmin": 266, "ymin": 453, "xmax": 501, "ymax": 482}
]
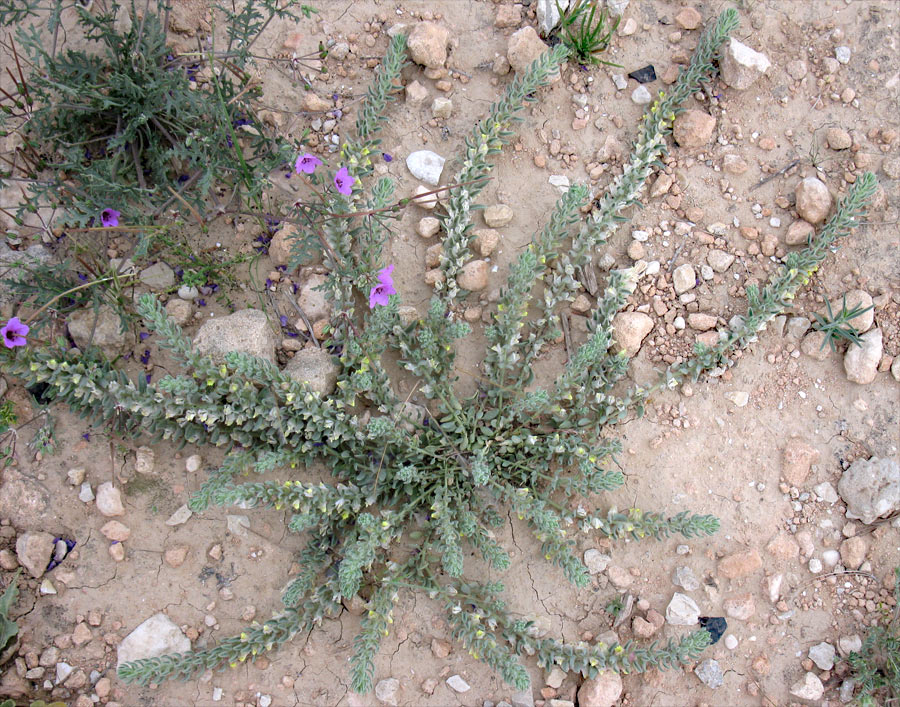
[
  {"xmin": 100, "ymin": 208, "xmax": 120, "ymax": 228},
  {"xmin": 368, "ymin": 264, "xmax": 396, "ymax": 309},
  {"xmin": 1, "ymin": 316, "xmax": 29, "ymax": 348},
  {"xmin": 295, "ymin": 153, "xmax": 322, "ymax": 175},
  {"xmin": 333, "ymin": 166, "xmax": 355, "ymax": 196}
]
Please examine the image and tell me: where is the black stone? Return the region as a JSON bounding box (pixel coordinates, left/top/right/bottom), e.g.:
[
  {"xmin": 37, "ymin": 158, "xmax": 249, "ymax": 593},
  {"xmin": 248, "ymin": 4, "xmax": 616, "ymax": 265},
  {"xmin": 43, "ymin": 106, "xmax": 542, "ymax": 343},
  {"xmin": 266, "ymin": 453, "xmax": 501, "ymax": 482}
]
[
  {"xmin": 628, "ymin": 65, "xmax": 657, "ymax": 83},
  {"xmin": 698, "ymin": 616, "xmax": 728, "ymax": 644}
]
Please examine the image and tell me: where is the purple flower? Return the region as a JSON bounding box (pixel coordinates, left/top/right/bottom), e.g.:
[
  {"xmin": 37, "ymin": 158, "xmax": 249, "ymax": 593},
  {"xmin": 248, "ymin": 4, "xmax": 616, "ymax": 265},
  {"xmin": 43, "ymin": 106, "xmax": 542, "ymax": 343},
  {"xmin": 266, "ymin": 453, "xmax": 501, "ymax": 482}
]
[
  {"xmin": 197, "ymin": 298, "xmax": 206, "ymax": 307},
  {"xmin": 81, "ymin": 432, "xmax": 91, "ymax": 442},
  {"xmin": 279, "ymin": 315, "xmax": 288, "ymax": 327},
  {"xmin": 145, "ymin": 373, "xmax": 152, "ymax": 383},
  {"xmin": 333, "ymin": 166, "xmax": 355, "ymax": 196},
  {"xmin": 368, "ymin": 264, "xmax": 396, "ymax": 309},
  {"xmin": 382, "ymin": 152, "xmax": 393, "ymax": 162},
  {"xmin": 295, "ymin": 153, "xmax": 323, "ymax": 175},
  {"xmin": 139, "ymin": 349, "xmax": 151, "ymax": 365},
  {"xmin": 1, "ymin": 317, "xmax": 29, "ymax": 348},
  {"xmin": 100, "ymin": 208, "xmax": 120, "ymax": 228},
  {"xmin": 139, "ymin": 331, "xmax": 150, "ymax": 341}
]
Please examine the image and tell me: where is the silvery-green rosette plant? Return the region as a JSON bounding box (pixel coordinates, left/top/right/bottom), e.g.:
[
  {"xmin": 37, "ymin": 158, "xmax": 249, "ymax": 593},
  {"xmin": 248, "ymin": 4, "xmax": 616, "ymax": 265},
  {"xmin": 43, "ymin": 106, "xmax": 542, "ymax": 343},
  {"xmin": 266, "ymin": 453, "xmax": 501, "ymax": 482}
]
[{"xmin": 1, "ymin": 8, "xmax": 879, "ymax": 695}]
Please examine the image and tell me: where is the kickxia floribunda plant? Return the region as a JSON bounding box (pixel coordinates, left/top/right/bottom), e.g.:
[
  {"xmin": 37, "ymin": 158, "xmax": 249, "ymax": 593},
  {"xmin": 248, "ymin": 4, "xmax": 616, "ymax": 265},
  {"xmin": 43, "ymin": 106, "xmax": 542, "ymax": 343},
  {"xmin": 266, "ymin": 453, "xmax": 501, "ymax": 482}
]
[{"xmin": 0, "ymin": 8, "xmax": 880, "ymax": 698}]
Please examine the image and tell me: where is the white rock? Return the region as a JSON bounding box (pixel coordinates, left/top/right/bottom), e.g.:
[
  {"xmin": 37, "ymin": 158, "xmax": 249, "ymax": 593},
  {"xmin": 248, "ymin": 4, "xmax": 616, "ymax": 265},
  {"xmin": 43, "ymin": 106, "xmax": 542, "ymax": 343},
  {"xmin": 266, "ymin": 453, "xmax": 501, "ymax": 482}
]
[
  {"xmin": 843, "ymin": 328, "xmax": 882, "ymax": 384},
  {"xmin": 584, "ymin": 549, "xmax": 612, "ymax": 575},
  {"xmin": 724, "ymin": 635, "xmax": 738, "ymax": 650},
  {"xmin": 165, "ymin": 504, "xmax": 193, "ymax": 526},
  {"xmin": 809, "ymin": 558, "xmax": 823, "ymax": 573},
  {"xmin": 612, "ymin": 312, "xmax": 653, "ymax": 356},
  {"xmin": 666, "ymin": 593, "xmax": 700, "ymax": 626},
  {"xmin": 56, "ymin": 662, "xmax": 74, "ymax": 684},
  {"xmin": 406, "ymin": 150, "xmax": 445, "ymax": 186},
  {"xmin": 672, "ymin": 264, "xmax": 696, "ymax": 294},
  {"xmin": 431, "ymin": 97, "xmax": 452, "ymax": 119},
  {"xmin": 766, "ymin": 573, "xmax": 784, "ymax": 603},
  {"xmin": 95, "ymin": 482, "xmax": 125, "ymax": 517},
  {"xmin": 719, "ymin": 38, "xmax": 771, "ymax": 90},
  {"xmin": 193, "ymin": 309, "xmax": 276, "ymax": 364},
  {"xmin": 813, "ymin": 482, "xmax": 839, "ymax": 504},
  {"xmin": 611, "ymin": 73, "xmax": 627, "ymax": 90},
  {"xmin": 548, "ymin": 174, "xmax": 570, "ymax": 193},
  {"xmin": 631, "ymin": 85, "xmax": 652, "ymax": 105},
  {"xmin": 835, "ymin": 46, "xmax": 851, "ymax": 64},
  {"xmin": 414, "ymin": 184, "xmax": 438, "ymax": 209},
  {"xmin": 724, "ymin": 391, "xmax": 749, "ymax": 407},
  {"xmin": 117, "ymin": 613, "xmax": 191, "ymax": 668},
  {"xmin": 284, "ymin": 347, "xmax": 339, "ymax": 396},
  {"xmin": 446, "ymin": 675, "xmax": 470, "ymax": 693},
  {"xmin": 838, "ymin": 634, "xmax": 862, "ymax": 657},
  {"xmin": 672, "ymin": 566, "xmax": 700, "ymax": 591},
  {"xmin": 536, "ymin": 0, "xmax": 569, "ymax": 34},
  {"xmin": 185, "ymin": 454, "xmax": 202, "ymax": 473},
  {"xmin": 809, "ymin": 642, "xmax": 836, "ymax": 670},
  {"xmin": 838, "ymin": 456, "xmax": 900, "ymax": 524},
  {"xmin": 822, "ymin": 549, "xmax": 840, "ymax": 567},
  {"xmin": 790, "ymin": 672, "xmax": 824, "ymax": 701},
  {"xmin": 606, "ymin": 0, "xmax": 629, "ymax": 16},
  {"xmin": 374, "ymin": 678, "xmax": 400, "ymax": 706},
  {"xmin": 79, "ymin": 483, "xmax": 94, "ymax": 503},
  {"xmin": 694, "ymin": 659, "xmax": 724, "ymax": 689}
]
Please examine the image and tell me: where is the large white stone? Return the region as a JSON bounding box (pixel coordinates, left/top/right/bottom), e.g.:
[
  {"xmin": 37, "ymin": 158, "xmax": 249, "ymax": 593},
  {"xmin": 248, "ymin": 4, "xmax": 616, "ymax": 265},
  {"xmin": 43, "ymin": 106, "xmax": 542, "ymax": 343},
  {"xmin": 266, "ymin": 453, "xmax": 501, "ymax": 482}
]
[
  {"xmin": 117, "ymin": 613, "xmax": 191, "ymax": 668},
  {"xmin": 405, "ymin": 150, "xmax": 445, "ymax": 186},
  {"xmin": 719, "ymin": 38, "xmax": 771, "ymax": 90}
]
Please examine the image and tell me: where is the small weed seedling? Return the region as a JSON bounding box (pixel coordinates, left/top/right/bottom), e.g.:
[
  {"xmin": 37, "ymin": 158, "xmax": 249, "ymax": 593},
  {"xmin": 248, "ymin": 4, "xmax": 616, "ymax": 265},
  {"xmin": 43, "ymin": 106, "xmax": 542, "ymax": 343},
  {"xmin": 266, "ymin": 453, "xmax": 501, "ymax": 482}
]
[
  {"xmin": 556, "ymin": 0, "xmax": 621, "ymax": 66},
  {"xmin": 812, "ymin": 294, "xmax": 875, "ymax": 351},
  {"xmin": 848, "ymin": 568, "xmax": 900, "ymax": 706}
]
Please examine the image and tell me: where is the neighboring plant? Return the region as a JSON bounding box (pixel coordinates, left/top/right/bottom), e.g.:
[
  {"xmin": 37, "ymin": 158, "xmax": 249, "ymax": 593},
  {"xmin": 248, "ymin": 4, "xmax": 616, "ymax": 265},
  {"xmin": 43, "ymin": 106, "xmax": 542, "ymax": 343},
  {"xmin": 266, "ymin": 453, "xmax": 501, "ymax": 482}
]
[
  {"xmin": 812, "ymin": 294, "xmax": 875, "ymax": 352},
  {"xmin": 0, "ymin": 569, "xmax": 21, "ymax": 659},
  {"xmin": 848, "ymin": 568, "xmax": 900, "ymax": 706},
  {"xmin": 0, "ymin": 0, "xmax": 305, "ymax": 226},
  {"xmin": 0, "ymin": 8, "xmax": 880, "ymax": 699},
  {"xmin": 555, "ymin": 0, "xmax": 621, "ymax": 66}
]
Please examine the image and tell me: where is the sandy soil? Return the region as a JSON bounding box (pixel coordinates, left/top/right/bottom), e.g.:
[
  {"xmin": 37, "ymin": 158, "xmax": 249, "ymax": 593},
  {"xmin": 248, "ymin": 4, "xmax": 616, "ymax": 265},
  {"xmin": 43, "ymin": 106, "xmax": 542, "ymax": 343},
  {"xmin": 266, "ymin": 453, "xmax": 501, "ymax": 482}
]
[{"xmin": 1, "ymin": 1, "xmax": 899, "ymax": 706}]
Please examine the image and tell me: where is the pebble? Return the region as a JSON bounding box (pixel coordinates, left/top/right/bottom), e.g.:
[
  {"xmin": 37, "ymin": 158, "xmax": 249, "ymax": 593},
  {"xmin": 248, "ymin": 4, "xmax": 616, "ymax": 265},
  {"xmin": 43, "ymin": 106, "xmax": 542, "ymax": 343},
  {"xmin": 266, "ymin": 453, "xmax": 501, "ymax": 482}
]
[
  {"xmin": 809, "ymin": 642, "xmax": 836, "ymax": 670},
  {"xmin": 165, "ymin": 504, "xmax": 193, "ymax": 526},
  {"xmin": 672, "ymin": 566, "xmax": 699, "ymax": 591},
  {"xmin": 631, "ymin": 85, "xmax": 652, "ymax": 105},
  {"xmin": 606, "ymin": 565, "xmax": 633, "ymax": 589},
  {"xmin": 673, "ymin": 110, "xmax": 716, "ymax": 148},
  {"xmin": 484, "ymin": 204, "xmax": 514, "ymax": 227},
  {"xmin": 694, "ymin": 659, "xmax": 724, "ymax": 689},
  {"xmin": 835, "ymin": 46, "xmax": 851, "ymax": 64},
  {"xmin": 457, "ymin": 260, "xmax": 489, "ymax": 291},
  {"xmin": 185, "ymin": 454, "xmax": 202, "ymax": 473},
  {"xmin": 67, "ymin": 468, "xmax": 86, "ymax": 485},
  {"xmin": 405, "ymin": 80, "xmax": 428, "ymax": 104},
  {"xmin": 795, "ymin": 177, "xmax": 832, "ymax": 224},
  {"xmin": 407, "ymin": 21, "xmax": 450, "ymax": 69},
  {"xmin": 164, "ymin": 545, "xmax": 189, "ymax": 568},
  {"xmin": 431, "ymin": 97, "xmax": 452, "ymax": 119},
  {"xmin": 584, "ymin": 549, "xmax": 611, "ymax": 575},
  {"xmin": 785, "ymin": 219, "xmax": 815, "ymax": 246},
  {"xmin": 577, "ymin": 671, "xmax": 622, "ymax": 707},
  {"xmin": 809, "ymin": 558, "xmax": 823, "ymax": 574},
  {"xmin": 781, "ymin": 439, "xmax": 819, "ymax": 486},
  {"xmin": 507, "ymin": 26, "xmax": 551, "ymax": 74},
  {"xmin": 719, "ymin": 38, "xmax": 771, "ymax": 90},
  {"xmin": 724, "ymin": 635, "xmax": 738, "ymax": 650},
  {"xmin": 822, "ymin": 549, "xmax": 840, "ymax": 568},
  {"xmin": 15, "ymin": 531, "xmax": 55, "ymax": 578},
  {"xmin": 672, "ymin": 264, "xmax": 696, "ymax": 294},
  {"xmin": 826, "ymin": 127, "xmax": 852, "ymax": 150},
  {"xmin": 718, "ymin": 549, "xmax": 762, "ymax": 579},
  {"xmin": 723, "ymin": 593, "xmax": 755, "ymax": 620},
  {"xmin": 166, "ymin": 299, "xmax": 192, "ymax": 325},
  {"xmin": 840, "ymin": 536, "xmax": 868, "ymax": 569},
  {"xmin": 666, "ymin": 593, "xmax": 700, "ymax": 626},
  {"xmin": 79, "ymin": 483, "xmax": 95, "ymax": 503},
  {"xmin": 117, "ymin": 613, "xmax": 191, "ymax": 668},
  {"xmin": 612, "ymin": 312, "xmax": 653, "ymax": 355},
  {"xmin": 838, "ymin": 634, "xmax": 862, "ymax": 657},
  {"xmin": 446, "ymin": 675, "xmax": 470, "ymax": 693},
  {"xmin": 406, "ymin": 150, "xmax": 445, "ymax": 186},
  {"xmin": 843, "ymin": 328, "xmax": 882, "ymax": 384},
  {"xmin": 374, "ymin": 677, "xmax": 400, "ymax": 706},
  {"xmin": 100, "ymin": 521, "xmax": 131, "ymax": 542},
  {"xmin": 790, "ymin": 672, "xmax": 824, "ymax": 701},
  {"xmin": 108, "ymin": 542, "xmax": 125, "ymax": 561},
  {"xmin": 674, "ymin": 7, "xmax": 702, "ymax": 30},
  {"xmin": 414, "ymin": 184, "xmax": 438, "ymax": 209},
  {"xmin": 724, "ymin": 391, "xmax": 749, "ymax": 408},
  {"xmin": 95, "ymin": 482, "xmax": 125, "ymax": 516},
  {"xmin": 838, "ymin": 456, "xmax": 900, "ymax": 524},
  {"xmin": 611, "ymin": 73, "xmax": 627, "ymax": 90}
]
